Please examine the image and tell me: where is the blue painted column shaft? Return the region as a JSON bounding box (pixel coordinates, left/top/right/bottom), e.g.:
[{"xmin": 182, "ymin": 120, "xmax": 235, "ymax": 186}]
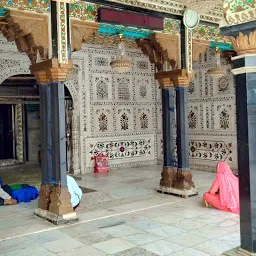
[
  {"xmin": 233, "ymin": 61, "xmax": 256, "ymax": 253},
  {"xmin": 176, "ymin": 87, "xmax": 190, "ymax": 170},
  {"xmin": 162, "ymin": 88, "xmax": 175, "ymax": 167},
  {"xmin": 50, "ymin": 82, "xmax": 67, "ymax": 188},
  {"xmin": 39, "ymin": 85, "xmax": 54, "ymax": 185}
]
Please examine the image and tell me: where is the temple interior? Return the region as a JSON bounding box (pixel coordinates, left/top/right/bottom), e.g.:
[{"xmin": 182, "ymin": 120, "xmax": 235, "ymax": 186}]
[{"xmin": 0, "ymin": 0, "xmax": 255, "ymax": 255}]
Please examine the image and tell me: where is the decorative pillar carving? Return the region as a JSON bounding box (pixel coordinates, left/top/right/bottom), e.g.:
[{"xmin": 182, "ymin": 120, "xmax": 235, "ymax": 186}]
[
  {"xmin": 15, "ymin": 104, "xmax": 24, "ymax": 163},
  {"xmin": 231, "ymin": 30, "xmax": 256, "ymax": 56}
]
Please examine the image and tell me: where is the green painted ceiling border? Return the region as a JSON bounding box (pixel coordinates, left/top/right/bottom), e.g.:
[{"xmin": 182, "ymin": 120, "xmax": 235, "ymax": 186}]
[
  {"xmin": 210, "ymin": 41, "xmax": 233, "ymax": 51},
  {"xmin": 0, "ymin": 7, "xmax": 8, "ymax": 17},
  {"xmin": 98, "ymin": 23, "xmax": 154, "ymax": 40}
]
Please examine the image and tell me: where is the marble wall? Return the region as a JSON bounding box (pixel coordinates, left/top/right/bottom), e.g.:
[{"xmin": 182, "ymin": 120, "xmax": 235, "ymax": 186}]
[
  {"xmin": 188, "ymin": 49, "xmax": 237, "ymax": 171},
  {"xmin": 71, "ymin": 45, "xmax": 162, "ymax": 172}
]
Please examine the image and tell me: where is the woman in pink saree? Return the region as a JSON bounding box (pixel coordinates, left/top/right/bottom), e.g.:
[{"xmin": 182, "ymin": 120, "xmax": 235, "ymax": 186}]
[{"xmin": 203, "ymin": 161, "xmax": 239, "ymax": 214}]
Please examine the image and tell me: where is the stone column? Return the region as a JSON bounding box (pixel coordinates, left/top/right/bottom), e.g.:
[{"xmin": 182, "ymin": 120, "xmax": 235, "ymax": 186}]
[
  {"xmin": 156, "ymin": 70, "xmax": 197, "ymax": 197},
  {"xmin": 155, "ymin": 73, "xmax": 177, "ymax": 193},
  {"xmin": 38, "ymin": 84, "xmax": 54, "ymax": 210},
  {"xmin": 31, "ymin": 0, "xmax": 76, "ymax": 224},
  {"xmin": 221, "ymin": 24, "xmax": 256, "ymax": 255},
  {"xmin": 172, "ymin": 72, "xmax": 197, "ymax": 197}
]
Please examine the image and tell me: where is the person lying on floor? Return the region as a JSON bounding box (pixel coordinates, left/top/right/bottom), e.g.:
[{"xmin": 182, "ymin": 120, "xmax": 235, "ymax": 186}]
[
  {"xmin": 0, "ymin": 178, "xmax": 17, "ymax": 206},
  {"xmin": 203, "ymin": 161, "xmax": 239, "ymax": 214},
  {"xmin": 67, "ymin": 175, "xmax": 82, "ymax": 210}
]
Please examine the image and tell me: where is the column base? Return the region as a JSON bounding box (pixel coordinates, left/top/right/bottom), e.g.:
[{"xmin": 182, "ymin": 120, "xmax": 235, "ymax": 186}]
[
  {"xmin": 49, "ymin": 187, "xmax": 74, "ymax": 215},
  {"xmin": 159, "ymin": 167, "xmax": 177, "ymax": 188},
  {"xmin": 158, "ymin": 168, "xmax": 198, "ymax": 198},
  {"xmin": 223, "ymin": 247, "xmax": 256, "ymax": 256},
  {"xmin": 38, "ymin": 184, "xmax": 52, "ymax": 210},
  {"xmin": 34, "ymin": 208, "xmax": 78, "ymax": 225},
  {"xmin": 158, "ymin": 185, "xmax": 198, "ymax": 198}
]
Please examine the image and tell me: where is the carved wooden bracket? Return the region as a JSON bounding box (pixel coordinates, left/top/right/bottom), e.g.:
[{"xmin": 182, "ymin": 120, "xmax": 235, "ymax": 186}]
[
  {"xmin": 30, "ymin": 59, "xmax": 73, "ymax": 85},
  {"xmin": 71, "ymin": 19, "xmax": 99, "ymax": 51},
  {"xmin": 192, "ymin": 39, "xmax": 210, "ymax": 63},
  {"xmin": 154, "ymin": 33, "xmax": 180, "ymax": 68},
  {"xmin": 0, "ymin": 10, "xmax": 49, "ymax": 64},
  {"xmin": 155, "ymin": 69, "xmax": 191, "ymax": 89},
  {"xmin": 136, "ymin": 33, "xmax": 180, "ymax": 72}
]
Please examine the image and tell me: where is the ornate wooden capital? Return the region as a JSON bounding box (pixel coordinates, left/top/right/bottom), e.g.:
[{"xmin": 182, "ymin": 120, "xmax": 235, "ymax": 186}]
[
  {"xmin": 156, "ymin": 69, "xmax": 191, "ymax": 88},
  {"xmin": 0, "ymin": 10, "xmax": 49, "ymax": 64},
  {"xmin": 171, "ymin": 69, "xmax": 191, "ymax": 87},
  {"xmin": 71, "ymin": 19, "xmax": 99, "ymax": 51},
  {"xmin": 192, "ymin": 39, "xmax": 210, "ymax": 63},
  {"xmin": 231, "ymin": 30, "xmax": 256, "ymax": 55},
  {"xmin": 30, "ymin": 59, "xmax": 72, "ymax": 85},
  {"xmin": 155, "ymin": 72, "xmax": 175, "ymax": 89}
]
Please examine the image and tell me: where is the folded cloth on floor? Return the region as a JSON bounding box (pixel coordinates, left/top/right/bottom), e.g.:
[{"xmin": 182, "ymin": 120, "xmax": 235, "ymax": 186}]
[{"xmin": 11, "ymin": 185, "xmax": 39, "ymax": 203}]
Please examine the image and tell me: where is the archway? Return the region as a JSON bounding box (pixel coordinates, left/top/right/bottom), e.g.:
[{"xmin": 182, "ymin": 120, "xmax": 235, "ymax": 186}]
[{"xmin": 0, "ymin": 74, "xmax": 76, "ymax": 172}]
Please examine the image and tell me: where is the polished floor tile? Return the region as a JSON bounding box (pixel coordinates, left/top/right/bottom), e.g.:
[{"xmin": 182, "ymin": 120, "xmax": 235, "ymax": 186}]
[
  {"xmin": 57, "ymin": 245, "xmax": 107, "ymax": 256},
  {"xmin": 41, "ymin": 238, "xmax": 85, "ymax": 253},
  {"xmin": 171, "ymin": 248, "xmax": 211, "ymax": 256},
  {"xmin": 121, "ymin": 232, "xmax": 162, "ymax": 245},
  {"xmin": 141, "ymin": 239, "xmax": 184, "ymax": 256},
  {"xmin": 101, "ymin": 224, "xmax": 141, "ymax": 237},
  {"xmin": 146, "ymin": 225, "xmax": 185, "ymax": 238},
  {"xmin": 129, "ymin": 219, "xmax": 165, "ymax": 231},
  {"xmin": 167, "ymin": 232, "xmax": 208, "ymax": 247},
  {"xmin": 91, "ymin": 238, "xmax": 136, "ymax": 254}
]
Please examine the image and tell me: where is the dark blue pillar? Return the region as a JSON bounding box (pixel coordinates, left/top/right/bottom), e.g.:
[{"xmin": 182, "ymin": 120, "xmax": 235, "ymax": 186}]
[
  {"xmin": 233, "ymin": 57, "xmax": 256, "ymax": 253},
  {"xmin": 172, "ymin": 74, "xmax": 197, "ymax": 196},
  {"xmin": 50, "ymin": 82, "xmax": 67, "ymax": 188},
  {"xmin": 39, "ymin": 84, "xmax": 54, "ymax": 185},
  {"xmin": 176, "ymin": 87, "xmax": 190, "ymax": 170},
  {"xmin": 162, "ymin": 88, "xmax": 175, "ymax": 167},
  {"xmin": 38, "ymin": 84, "xmax": 54, "ymax": 210},
  {"xmin": 221, "ymin": 22, "xmax": 256, "ymax": 255},
  {"xmin": 159, "ymin": 87, "xmax": 177, "ymax": 190}
]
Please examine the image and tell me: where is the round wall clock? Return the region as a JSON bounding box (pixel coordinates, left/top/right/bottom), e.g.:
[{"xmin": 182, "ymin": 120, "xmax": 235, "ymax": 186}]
[{"xmin": 183, "ymin": 9, "xmax": 200, "ymax": 30}]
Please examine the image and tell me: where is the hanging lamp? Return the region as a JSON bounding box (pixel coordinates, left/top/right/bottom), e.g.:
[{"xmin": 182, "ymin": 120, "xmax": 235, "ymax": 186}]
[
  {"xmin": 207, "ymin": 47, "xmax": 225, "ymax": 80},
  {"xmin": 110, "ymin": 34, "xmax": 132, "ymax": 73}
]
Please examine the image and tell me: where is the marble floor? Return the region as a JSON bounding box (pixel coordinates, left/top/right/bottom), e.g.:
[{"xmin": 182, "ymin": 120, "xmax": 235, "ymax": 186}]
[{"xmin": 0, "ymin": 165, "xmax": 240, "ymax": 256}]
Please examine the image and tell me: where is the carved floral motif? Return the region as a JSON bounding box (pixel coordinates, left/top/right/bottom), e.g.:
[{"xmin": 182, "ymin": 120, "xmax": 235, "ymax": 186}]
[{"xmin": 224, "ymin": 0, "xmax": 256, "ymax": 25}]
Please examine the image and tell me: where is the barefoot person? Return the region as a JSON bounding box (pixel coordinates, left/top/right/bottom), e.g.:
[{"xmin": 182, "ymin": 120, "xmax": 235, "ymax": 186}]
[
  {"xmin": 0, "ymin": 178, "xmax": 17, "ymax": 206},
  {"xmin": 203, "ymin": 162, "xmax": 239, "ymax": 214}
]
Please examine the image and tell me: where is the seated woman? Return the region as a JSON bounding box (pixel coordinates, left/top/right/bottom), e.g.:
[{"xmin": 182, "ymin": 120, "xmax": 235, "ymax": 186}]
[
  {"xmin": 0, "ymin": 178, "xmax": 17, "ymax": 206},
  {"xmin": 203, "ymin": 161, "xmax": 239, "ymax": 214}
]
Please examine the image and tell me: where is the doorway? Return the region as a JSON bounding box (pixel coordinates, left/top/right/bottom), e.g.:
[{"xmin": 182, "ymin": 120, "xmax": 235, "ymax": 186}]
[{"xmin": 0, "ymin": 104, "xmax": 14, "ymax": 160}]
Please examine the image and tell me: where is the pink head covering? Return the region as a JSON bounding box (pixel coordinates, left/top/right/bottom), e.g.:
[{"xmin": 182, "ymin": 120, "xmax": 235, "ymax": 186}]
[{"xmin": 216, "ymin": 162, "xmax": 240, "ymax": 214}]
